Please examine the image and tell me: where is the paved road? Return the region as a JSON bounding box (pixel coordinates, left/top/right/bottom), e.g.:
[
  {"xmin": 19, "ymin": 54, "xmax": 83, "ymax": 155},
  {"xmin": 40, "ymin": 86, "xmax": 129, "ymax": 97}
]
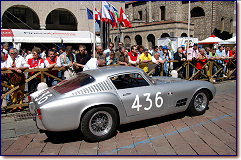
[{"xmin": 1, "ymin": 80, "xmax": 237, "ymax": 155}]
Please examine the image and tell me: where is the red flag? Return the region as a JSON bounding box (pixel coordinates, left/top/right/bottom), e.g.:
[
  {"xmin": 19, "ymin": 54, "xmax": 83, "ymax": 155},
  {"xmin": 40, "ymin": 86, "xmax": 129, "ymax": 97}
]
[
  {"xmin": 95, "ymin": 8, "xmax": 101, "ymax": 22},
  {"xmin": 119, "ymin": 7, "xmax": 132, "ymax": 28}
]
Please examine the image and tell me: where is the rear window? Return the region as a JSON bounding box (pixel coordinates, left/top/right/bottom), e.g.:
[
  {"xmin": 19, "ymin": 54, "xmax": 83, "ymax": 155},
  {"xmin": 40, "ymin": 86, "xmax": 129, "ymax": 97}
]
[{"xmin": 52, "ymin": 73, "xmax": 95, "ymax": 94}]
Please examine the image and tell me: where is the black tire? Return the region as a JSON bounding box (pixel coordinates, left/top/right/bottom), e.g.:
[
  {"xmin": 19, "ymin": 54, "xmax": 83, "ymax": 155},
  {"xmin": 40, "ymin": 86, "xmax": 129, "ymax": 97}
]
[
  {"xmin": 188, "ymin": 90, "xmax": 209, "ymax": 116},
  {"xmin": 80, "ymin": 107, "xmax": 118, "ymax": 142}
]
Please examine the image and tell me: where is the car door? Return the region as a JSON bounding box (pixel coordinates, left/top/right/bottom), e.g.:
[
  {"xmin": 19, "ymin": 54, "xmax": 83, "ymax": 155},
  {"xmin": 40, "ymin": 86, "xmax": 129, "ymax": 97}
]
[{"xmin": 110, "ymin": 72, "xmax": 169, "ymax": 117}]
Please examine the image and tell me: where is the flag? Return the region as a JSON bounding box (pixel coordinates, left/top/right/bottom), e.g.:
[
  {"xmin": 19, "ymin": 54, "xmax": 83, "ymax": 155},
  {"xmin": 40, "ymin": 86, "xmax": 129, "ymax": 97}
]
[
  {"xmin": 86, "ymin": 8, "xmax": 93, "ymax": 19},
  {"xmin": 107, "ymin": 1, "xmax": 119, "ymax": 28},
  {"xmin": 119, "ymin": 7, "xmax": 132, "ymax": 28},
  {"xmin": 102, "ymin": 1, "xmax": 115, "ymax": 26},
  {"xmin": 95, "ymin": 8, "xmax": 101, "ymax": 23}
]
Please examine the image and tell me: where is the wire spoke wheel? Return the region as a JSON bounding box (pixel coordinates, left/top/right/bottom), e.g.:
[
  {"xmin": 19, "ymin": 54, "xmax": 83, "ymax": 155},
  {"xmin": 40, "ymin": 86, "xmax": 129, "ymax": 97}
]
[
  {"xmin": 89, "ymin": 111, "xmax": 113, "ymax": 137},
  {"xmin": 188, "ymin": 90, "xmax": 210, "ymax": 116},
  {"xmin": 194, "ymin": 92, "xmax": 207, "ymax": 112}
]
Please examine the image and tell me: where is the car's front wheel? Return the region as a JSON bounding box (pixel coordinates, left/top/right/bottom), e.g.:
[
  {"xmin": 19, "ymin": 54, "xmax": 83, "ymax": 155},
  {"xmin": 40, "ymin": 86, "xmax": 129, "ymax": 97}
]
[
  {"xmin": 80, "ymin": 107, "xmax": 118, "ymax": 142},
  {"xmin": 188, "ymin": 90, "xmax": 209, "ymax": 116}
]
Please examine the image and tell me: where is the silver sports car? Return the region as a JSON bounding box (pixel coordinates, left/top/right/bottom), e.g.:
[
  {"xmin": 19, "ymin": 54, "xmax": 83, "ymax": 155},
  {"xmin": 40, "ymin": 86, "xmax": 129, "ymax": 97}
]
[{"xmin": 29, "ymin": 66, "xmax": 216, "ymax": 142}]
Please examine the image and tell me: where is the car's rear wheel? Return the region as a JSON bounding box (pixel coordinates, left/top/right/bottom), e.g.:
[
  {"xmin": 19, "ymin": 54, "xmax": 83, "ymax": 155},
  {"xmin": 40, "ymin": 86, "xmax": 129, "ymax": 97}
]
[
  {"xmin": 188, "ymin": 90, "xmax": 209, "ymax": 116},
  {"xmin": 80, "ymin": 107, "xmax": 118, "ymax": 142}
]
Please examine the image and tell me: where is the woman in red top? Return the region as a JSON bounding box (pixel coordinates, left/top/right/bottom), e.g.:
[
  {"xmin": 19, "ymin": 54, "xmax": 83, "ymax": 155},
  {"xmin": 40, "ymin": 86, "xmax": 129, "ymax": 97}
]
[
  {"xmin": 27, "ymin": 47, "xmax": 44, "ymax": 92},
  {"xmin": 195, "ymin": 48, "xmax": 208, "ymax": 80}
]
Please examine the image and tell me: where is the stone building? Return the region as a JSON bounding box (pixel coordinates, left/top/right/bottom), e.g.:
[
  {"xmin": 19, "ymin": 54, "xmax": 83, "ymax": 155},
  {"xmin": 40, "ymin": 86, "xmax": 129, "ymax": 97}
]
[
  {"xmin": 1, "ymin": 1, "xmax": 125, "ymax": 33},
  {"xmin": 1, "ymin": 1, "xmax": 235, "ymax": 50},
  {"xmin": 110, "ymin": 1, "xmax": 235, "ymax": 49}
]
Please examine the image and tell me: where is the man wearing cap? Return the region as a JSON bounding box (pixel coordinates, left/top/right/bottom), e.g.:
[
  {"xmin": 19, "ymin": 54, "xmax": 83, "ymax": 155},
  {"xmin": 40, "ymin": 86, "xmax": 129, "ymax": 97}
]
[
  {"xmin": 139, "ymin": 48, "xmax": 152, "ymax": 72},
  {"xmin": 187, "ymin": 43, "xmax": 199, "ymax": 60}
]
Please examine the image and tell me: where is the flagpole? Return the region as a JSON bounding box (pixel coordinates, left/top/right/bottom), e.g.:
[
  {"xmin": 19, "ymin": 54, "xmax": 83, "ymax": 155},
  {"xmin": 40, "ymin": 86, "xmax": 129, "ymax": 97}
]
[
  {"xmin": 100, "ymin": 1, "xmax": 103, "ymax": 49},
  {"xmin": 93, "ymin": 1, "xmax": 96, "ymax": 58},
  {"xmin": 187, "ymin": 1, "xmax": 190, "ymax": 49}
]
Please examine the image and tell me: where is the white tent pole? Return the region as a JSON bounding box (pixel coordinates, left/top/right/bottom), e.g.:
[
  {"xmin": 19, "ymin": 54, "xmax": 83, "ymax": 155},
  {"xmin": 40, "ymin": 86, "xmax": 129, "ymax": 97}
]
[
  {"xmin": 187, "ymin": 1, "xmax": 190, "ymax": 49},
  {"xmin": 93, "ymin": 1, "xmax": 96, "ymax": 58}
]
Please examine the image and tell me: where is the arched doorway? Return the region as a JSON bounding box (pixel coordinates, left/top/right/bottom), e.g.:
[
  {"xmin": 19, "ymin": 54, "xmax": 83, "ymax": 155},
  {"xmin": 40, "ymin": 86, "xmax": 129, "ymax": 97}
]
[
  {"xmin": 46, "ymin": 8, "xmax": 77, "ymax": 31},
  {"xmin": 161, "ymin": 33, "xmax": 170, "ymax": 38},
  {"xmin": 124, "ymin": 36, "xmax": 131, "ymax": 49},
  {"xmin": 2, "ymin": 6, "xmax": 40, "ymax": 29},
  {"xmin": 135, "ymin": 35, "xmax": 142, "ymax": 45},
  {"xmin": 181, "ymin": 33, "xmax": 188, "ymax": 37},
  {"xmin": 147, "ymin": 34, "xmax": 155, "ymax": 48}
]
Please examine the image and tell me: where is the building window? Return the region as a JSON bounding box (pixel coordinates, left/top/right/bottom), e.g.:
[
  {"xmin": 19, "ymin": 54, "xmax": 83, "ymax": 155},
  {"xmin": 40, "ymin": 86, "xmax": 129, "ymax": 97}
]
[
  {"xmin": 191, "ymin": 7, "xmax": 205, "ymax": 18},
  {"xmin": 221, "ymin": 17, "xmax": 224, "ymax": 33},
  {"xmin": 138, "ymin": 11, "xmax": 143, "ymax": 20},
  {"xmin": 160, "ymin": 6, "xmax": 165, "ymax": 21}
]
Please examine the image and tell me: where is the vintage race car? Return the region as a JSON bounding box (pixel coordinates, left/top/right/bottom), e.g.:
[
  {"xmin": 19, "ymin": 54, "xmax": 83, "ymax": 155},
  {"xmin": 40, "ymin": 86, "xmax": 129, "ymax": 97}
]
[{"xmin": 29, "ymin": 66, "xmax": 216, "ymax": 142}]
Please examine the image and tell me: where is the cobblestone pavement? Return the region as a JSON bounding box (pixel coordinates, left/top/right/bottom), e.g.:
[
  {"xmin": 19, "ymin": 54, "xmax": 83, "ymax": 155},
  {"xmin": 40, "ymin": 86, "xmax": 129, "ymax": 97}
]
[{"xmin": 1, "ymin": 80, "xmax": 237, "ymax": 155}]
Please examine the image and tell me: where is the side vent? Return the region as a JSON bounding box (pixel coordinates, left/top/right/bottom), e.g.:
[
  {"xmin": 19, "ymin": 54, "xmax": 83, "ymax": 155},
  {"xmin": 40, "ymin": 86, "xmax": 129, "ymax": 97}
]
[
  {"xmin": 176, "ymin": 98, "xmax": 188, "ymax": 107},
  {"xmin": 72, "ymin": 80, "xmax": 113, "ymax": 96}
]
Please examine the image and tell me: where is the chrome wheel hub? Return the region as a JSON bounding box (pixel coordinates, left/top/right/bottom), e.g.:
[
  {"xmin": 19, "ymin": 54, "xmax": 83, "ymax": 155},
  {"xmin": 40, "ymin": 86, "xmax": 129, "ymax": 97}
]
[
  {"xmin": 89, "ymin": 111, "xmax": 112, "ymax": 136},
  {"xmin": 194, "ymin": 93, "xmax": 207, "ymax": 112}
]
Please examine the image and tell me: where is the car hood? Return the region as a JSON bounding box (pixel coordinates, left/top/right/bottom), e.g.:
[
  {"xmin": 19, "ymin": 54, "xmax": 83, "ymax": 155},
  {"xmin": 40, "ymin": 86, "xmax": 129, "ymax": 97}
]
[{"xmin": 151, "ymin": 76, "xmax": 186, "ymax": 84}]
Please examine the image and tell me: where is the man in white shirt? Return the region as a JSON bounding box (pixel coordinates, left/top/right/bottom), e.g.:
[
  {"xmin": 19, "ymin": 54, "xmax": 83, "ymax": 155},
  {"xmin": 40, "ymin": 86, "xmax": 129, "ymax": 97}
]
[
  {"xmin": 187, "ymin": 43, "xmax": 199, "ymax": 77},
  {"xmin": 6, "ymin": 48, "xmax": 29, "ymax": 111},
  {"xmin": 103, "ymin": 42, "xmax": 114, "ymax": 57},
  {"xmin": 187, "ymin": 43, "xmax": 199, "ymax": 60},
  {"xmin": 151, "ymin": 52, "xmax": 165, "ymax": 76}
]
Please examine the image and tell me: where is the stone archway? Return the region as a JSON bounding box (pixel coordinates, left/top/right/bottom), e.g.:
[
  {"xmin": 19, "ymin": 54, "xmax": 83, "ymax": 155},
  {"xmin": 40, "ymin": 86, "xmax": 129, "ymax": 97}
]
[
  {"xmin": 161, "ymin": 33, "xmax": 170, "ymax": 38},
  {"xmin": 46, "ymin": 8, "xmax": 77, "ymax": 31},
  {"xmin": 2, "ymin": 5, "xmax": 40, "ymax": 29},
  {"xmin": 181, "ymin": 33, "xmax": 188, "ymax": 37},
  {"xmin": 147, "ymin": 34, "xmax": 155, "ymax": 48},
  {"xmin": 135, "ymin": 35, "xmax": 142, "ymax": 45},
  {"xmin": 124, "ymin": 35, "xmax": 131, "ymax": 49},
  {"xmin": 114, "ymin": 36, "xmax": 120, "ymax": 50}
]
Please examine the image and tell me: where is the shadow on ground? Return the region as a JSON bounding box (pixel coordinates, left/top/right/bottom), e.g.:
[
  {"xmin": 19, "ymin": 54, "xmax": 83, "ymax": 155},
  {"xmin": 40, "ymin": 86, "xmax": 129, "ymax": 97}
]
[{"xmin": 43, "ymin": 108, "xmax": 210, "ymax": 144}]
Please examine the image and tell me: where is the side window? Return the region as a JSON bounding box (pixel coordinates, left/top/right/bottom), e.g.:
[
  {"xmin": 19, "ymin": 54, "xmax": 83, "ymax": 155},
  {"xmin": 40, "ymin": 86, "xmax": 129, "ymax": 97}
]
[{"xmin": 110, "ymin": 73, "xmax": 149, "ymax": 90}]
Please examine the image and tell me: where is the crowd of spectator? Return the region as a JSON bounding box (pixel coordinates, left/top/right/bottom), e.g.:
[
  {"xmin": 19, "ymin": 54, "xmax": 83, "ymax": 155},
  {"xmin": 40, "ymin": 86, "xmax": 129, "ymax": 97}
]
[{"xmin": 1, "ymin": 41, "xmax": 236, "ymax": 111}]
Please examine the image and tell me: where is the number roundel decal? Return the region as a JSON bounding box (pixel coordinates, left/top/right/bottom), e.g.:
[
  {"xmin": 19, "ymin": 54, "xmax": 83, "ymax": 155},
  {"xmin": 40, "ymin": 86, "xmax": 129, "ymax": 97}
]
[{"xmin": 131, "ymin": 92, "xmax": 163, "ymax": 111}]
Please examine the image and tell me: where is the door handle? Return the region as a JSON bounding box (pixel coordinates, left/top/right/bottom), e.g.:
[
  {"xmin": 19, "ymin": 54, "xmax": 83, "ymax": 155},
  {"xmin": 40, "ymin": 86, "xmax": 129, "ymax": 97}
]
[{"xmin": 123, "ymin": 93, "xmax": 131, "ymax": 96}]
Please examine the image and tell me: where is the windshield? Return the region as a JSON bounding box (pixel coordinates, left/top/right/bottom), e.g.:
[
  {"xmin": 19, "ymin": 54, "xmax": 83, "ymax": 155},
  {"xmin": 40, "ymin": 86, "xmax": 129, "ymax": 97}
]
[
  {"xmin": 143, "ymin": 71, "xmax": 156, "ymax": 85},
  {"xmin": 52, "ymin": 73, "xmax": 95, "ymax": 94}
]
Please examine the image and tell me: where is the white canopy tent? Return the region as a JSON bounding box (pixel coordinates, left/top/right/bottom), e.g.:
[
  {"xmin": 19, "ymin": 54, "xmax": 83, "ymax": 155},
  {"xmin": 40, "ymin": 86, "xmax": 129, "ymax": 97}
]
[
  {"xmin": 198, "ymin": 35, "xmax": 224, "ymax": 44},
  {"xmin": 1, "ymin": 29, "xmax": 101, "ymax": 44}
]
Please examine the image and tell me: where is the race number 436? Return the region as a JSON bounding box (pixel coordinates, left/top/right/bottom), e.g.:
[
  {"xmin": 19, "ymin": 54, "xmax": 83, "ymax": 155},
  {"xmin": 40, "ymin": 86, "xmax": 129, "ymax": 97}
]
[{"xmin": 132, "ymin": 92, "xmax": 163, "ymax": 111}]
